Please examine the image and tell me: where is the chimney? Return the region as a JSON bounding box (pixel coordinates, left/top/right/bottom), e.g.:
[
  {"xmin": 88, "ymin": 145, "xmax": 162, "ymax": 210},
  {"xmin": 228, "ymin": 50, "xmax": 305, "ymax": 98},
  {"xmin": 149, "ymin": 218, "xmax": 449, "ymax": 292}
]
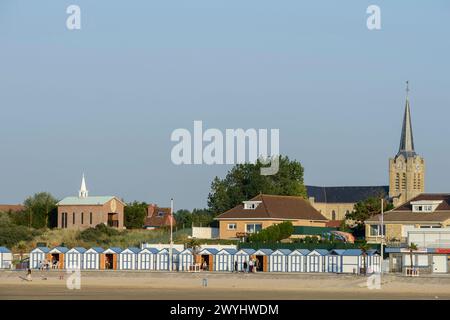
[{"xmin": 147, "ymin": 204, "xmax": 157, "ymax": 218}]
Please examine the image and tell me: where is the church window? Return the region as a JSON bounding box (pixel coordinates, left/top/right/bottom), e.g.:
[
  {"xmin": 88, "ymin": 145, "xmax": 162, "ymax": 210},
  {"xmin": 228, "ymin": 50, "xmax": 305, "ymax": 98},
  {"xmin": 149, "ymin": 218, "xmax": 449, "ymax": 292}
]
[
  {"xmin": 72, "ymin": 212, "xmax": 75, "ymax": 225},
  {"xmin": 90, "ymin": 212, "xmax": 93, "ymax": 225},
  {"xmin": 81, "ymin": 212, "xmax": 84, "ymax": 224}
]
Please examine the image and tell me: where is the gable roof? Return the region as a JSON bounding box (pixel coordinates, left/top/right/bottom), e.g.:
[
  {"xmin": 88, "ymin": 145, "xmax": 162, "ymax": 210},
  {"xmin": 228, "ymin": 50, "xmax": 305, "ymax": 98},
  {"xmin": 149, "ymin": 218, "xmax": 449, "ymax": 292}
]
[
  {"xmin": 309, "ymin": 249, "xmax": 329, "ymax": 256},
  {"xmin": 236, "ymin": 249, "xmax": 256, "ymax": 255},
  {"xmin": 306, "ymin": 186, "xmax": 389, "ymax": 204},
  {"xmin": 57, "ymin": 196, "xmax": 124, "ymax": 206},
  {"xmin": 254, "ymin": 249, "xmax": 273, "ymax": 256},
  {"xmin": 290, "ymin": 249, "xmax": 310, "ymax": 256},
  {"xmin": 87, "ymin": 247, "xmax": 104, "ymax": 253},
  {"xmin": 198, "ymin": 248, "xmax": 219, "ymax": 255},
  {"xmin": 31, "ymin": 247, "xmax": 50, "ymax": 253},
  {"xmin": 216, "ymin": 194, "xmax": 327, "ymax": 221},
  {"xmin": 144, "ymin": 207, "xmax": 176, "ymax": 228},
  {"xmin": 122, "ymin": 247, "xmax": 141, "ymax": 254},
  {"xmin": 272, "ymin": 249, "xmax": 292, "ymax": 255},
  {"xmin": 104, "ymin": 247, "xmax": 122, "ymax": 254},
  {"xmin": 342, "ymin": 249, "xmax": 363, "ymax": 256},
  {"xmin": 217, "ymin": 248, "xmax": 238, "ymax": 255},
  {"xmin": 49, "ymin": 247, "xmax": 69, "ymax": 254},
  {"xmin": 67, "ymin": 247, "xmax": 87, "ymax": 253},
  {"xmin": 366, "ymin": 194, "xmax": 450, "ymax": 223},
  {"xmin": 0, "ymin": 247, "xmax": 11, "ymax": 253}
]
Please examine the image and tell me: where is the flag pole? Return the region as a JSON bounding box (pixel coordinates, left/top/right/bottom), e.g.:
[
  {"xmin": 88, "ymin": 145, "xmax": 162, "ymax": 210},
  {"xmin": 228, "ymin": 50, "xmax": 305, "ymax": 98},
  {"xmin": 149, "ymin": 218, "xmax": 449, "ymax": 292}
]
[{"xmin": 169, "ymin": 198, "xmax": 174, "ymax": 272}]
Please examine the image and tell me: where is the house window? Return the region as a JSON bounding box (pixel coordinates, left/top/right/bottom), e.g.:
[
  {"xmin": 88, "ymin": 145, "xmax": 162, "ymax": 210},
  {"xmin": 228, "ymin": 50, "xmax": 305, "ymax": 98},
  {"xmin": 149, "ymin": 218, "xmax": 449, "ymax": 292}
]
[
  {"xmin": 369, "ymin": 224, "xmax": 385, "ymax": 236},
  {"xmin": 81, "ymin": 212, "xmax": 84, "ymax": 224},
  {"xmin": 157, "ymin": 211, "xmax": 164, "ymax": 217},
  {"xmin": 246, "ymin": 223, "xmax": 262, "ymax": 234},
  {"xmin": 227, "ymin": 223, "xmax": 237, "ymax": 230},
  {"xmin": 90, "ymin": 212, "xmax": 93, "ymax": 225}
]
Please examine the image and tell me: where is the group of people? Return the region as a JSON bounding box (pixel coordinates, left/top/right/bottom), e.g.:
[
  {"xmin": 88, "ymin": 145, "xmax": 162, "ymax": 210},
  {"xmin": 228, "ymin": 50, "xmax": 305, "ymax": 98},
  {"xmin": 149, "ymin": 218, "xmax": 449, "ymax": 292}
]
[
  {"xmin": 234, "ymin": 258, "xmax": 260, "ymax": 273},
  {"xmin": 38, "ymin": 259, "xmax": 59, "ymax": 270}
]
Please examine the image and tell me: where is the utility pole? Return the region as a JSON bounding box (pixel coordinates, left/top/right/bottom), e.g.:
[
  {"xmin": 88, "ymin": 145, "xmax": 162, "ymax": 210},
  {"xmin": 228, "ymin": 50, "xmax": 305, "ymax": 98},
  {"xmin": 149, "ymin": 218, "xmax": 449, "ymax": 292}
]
[
  {"xmin": 380, "ymin": 198, "xmax": 384, "ymax": 274},
  {"xmin": 169, "ymin": 198, "xmax": 174, "ymax": 272}
]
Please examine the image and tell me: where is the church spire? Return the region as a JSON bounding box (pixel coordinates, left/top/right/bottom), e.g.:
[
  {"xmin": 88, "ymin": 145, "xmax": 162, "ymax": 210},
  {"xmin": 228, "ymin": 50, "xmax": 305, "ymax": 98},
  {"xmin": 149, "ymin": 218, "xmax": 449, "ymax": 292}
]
[
  {"xmin": 398, "ymin": 81, "xmax": 416, "ymax": 157},
  {"xmin": 79, "ymin": 173, "xmax": 88, "ymax": 198}
]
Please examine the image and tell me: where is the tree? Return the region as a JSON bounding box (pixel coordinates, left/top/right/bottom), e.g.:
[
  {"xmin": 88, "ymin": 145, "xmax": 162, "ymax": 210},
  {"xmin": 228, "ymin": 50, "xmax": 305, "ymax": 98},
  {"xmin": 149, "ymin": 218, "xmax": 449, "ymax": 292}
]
[
  {"xmin": 345, "ymin": 195, "xmax": 394, "ymax": 238},
  {"xmin": 185, "ymin": 238, "xmax": 201, "ymax": 267},
  {"xmin": 23, "ymin": 192, "xmax": 58, "ymax": 229},
  {"xmin": 16, "ymin": 241, "xmax": 27, "ymax": 261},
  {"xmin": 359, "ymin": 242, "xmax": 370, "ymax": 275},
  {"xmin": 249, "ymin": 221, "xmax": 294, "ymax": 242},
  {"xmin": 207, "ymin": 156, "xmax": 307, "ymax": 215},
  {"xmin": 175, "ymin": 208, "xmax": 214, "ymax": 228},
  {"xmin": 124, "ymin": 201, "xmax": 148, "ymax": 229},
  {"xmin": 407, "ymin": 242, "xmax": 418, "ymax": 275}
]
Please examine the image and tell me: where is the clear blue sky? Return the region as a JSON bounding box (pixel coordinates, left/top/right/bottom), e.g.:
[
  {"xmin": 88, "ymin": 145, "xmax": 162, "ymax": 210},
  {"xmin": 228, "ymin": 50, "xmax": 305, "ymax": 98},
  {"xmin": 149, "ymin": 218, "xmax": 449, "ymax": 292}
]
[{"xmin": 0, "ymin": 1, "xmax": 449, "ymax": 210}]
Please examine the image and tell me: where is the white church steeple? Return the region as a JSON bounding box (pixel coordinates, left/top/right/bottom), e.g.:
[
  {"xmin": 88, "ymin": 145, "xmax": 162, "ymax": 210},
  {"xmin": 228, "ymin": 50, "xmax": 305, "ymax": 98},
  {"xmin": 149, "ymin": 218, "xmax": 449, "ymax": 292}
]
[{"xmin": 79, "ymin": 174, "xmax": 89, "ymax": 198}]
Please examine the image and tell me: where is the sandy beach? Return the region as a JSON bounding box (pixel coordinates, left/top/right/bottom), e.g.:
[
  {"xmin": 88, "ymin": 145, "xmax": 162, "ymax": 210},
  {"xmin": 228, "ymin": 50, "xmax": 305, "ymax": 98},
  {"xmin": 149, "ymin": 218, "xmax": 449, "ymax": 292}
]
[{"xmin": 0, "ymin": 270, "xmax": 449, "ymax": 300}]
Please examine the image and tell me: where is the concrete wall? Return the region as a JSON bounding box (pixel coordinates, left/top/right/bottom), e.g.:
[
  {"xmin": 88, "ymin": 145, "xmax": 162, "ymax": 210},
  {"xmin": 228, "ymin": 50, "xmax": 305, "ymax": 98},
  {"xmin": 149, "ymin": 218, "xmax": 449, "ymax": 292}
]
[{"xmin": 192, "ymin": 227, "xmax": 219, "ymax": 239}]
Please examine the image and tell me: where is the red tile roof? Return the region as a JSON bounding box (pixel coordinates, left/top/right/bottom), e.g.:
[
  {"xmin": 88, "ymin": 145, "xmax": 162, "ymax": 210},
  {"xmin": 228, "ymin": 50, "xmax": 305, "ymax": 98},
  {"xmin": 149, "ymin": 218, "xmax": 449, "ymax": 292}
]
[
  {"xmin": 144, "ymin": 206, "xmax": 176, "ymax": 228},
  {"xmin": 215, "ymin": 194, "xmax": 328, "ymax": 221},
  {"xmin": 0, "ymin": 205, "xmax": 25, "ymax": 213}
]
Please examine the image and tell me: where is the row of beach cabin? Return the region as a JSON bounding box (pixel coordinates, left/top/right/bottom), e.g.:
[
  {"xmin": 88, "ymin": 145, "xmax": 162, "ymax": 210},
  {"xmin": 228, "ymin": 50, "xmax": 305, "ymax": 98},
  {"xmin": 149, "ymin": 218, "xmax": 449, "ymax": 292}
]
[{"xmin": 28, "ymin": 247, "xmax": 380, "ymax": 274}]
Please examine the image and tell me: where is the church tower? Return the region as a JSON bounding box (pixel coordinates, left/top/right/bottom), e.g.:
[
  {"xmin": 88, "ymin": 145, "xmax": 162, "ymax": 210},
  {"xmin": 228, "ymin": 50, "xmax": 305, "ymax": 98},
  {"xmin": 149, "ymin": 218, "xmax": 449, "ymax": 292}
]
[{"xmin": 389, "ymin": 82, "xmax": 425, "ymax": 207}]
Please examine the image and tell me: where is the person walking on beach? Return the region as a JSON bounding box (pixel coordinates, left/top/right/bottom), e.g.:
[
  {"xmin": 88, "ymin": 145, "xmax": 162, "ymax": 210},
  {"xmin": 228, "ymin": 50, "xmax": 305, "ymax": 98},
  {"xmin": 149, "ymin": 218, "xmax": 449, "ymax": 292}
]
[
  {"xmin": 26, "ymin": 268, "xmax": 32, "ymax": 281},
  {"xmin": 243, "ymin": 260, "xmax": 248, "ymax": 273},
  {"xmin": 249, "ymin": 259, "xmax": 254, "ymax": 273},
  {"xmin": 234, "ymin": 260, "xmax": 238, "ymax": 273}
]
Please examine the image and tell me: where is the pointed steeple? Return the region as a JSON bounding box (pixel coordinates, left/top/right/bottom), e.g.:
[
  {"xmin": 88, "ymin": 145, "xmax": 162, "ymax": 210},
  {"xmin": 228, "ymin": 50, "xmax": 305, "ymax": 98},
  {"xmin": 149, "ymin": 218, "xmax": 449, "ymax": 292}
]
[
  {"xmin": 397, "ymin": 81, "xmax": 416, "ymax": 158},
  {"xmin": 79, "ymin": 173, "xmax": 89, "ymax": 198}
]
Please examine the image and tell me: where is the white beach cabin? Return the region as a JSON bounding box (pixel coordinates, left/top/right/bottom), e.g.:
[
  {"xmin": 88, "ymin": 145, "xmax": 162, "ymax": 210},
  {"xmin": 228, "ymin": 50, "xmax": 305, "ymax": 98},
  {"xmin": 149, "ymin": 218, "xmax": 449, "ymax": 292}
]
[
  {"xmin": 83, "ymin": 247, "xmax": 104, "ymax": 270},
  {"xmin": 155, "ymin": 248, "xmax": 180, "ymax": 271},
  {"xmin": 234, "ymin": 249, "xmax": 256, "ymax": 272},
  {"xmin": 101, "ymin": 247, "xmax": 122, "ymax": 270},
  {"xmin": 48, "ymin": 247, "xmax": 69, "ymax": 269},
  {"xmin": 65, "ymin": 247, "xmax": 86, "ymax": 269},
  {"xmin": 30, "ymin": 247, "xmax": 50, "ymax": 269},
  {"xmin": 306, "ymin": 249, "xmax": 328, "ymax": 273},
  {"xmin": 0, "ymin": 247, "xmax": 12, "ymax": 269},
  {"xmin": 178, "ymin": 248, "xmax": 194, "ymax": 271},
  {"xmin": 118, "ymin": 247, "xmax": 140, "ymax": 270},
  {"xmin": 341, "ymin": 249, "xmax": 363, "ymax": 274},
  {"xmin": 215, "ymin": 249, "xmax": 238, "ymax": 272},
  {"xmin": 287, "ymin": 249, "xmax": 310, "ymax": 272},
  {"xmin": 269, "ymin": 249, "xmax": 291, "ymax": 272},
  {"xmin": 366, "ymin": 249, "xmax": 381, "ymax": 274},
  {"xmin": 326, "ymin": 249, "xmax": 345, "ymax": 273},
  {"xmin": 137, "ymin": 248, "xmax": 158, "ymax": 270},
  {"xmin": 197, "ymin": 248, "xmax": 219, "ymax": 272},
  {"xmin": 252, "ymin": 249, "xmax": 273, "ymax": 272}
]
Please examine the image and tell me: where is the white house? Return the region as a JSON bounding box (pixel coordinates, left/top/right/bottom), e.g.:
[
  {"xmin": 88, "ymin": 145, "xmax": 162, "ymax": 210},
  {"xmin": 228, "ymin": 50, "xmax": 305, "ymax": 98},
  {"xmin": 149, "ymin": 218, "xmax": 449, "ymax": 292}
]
[
  {"xmin": 30, "ymin": 247, "xmax": 50, "ymax": 269},
  {"xmin": 137, "ymin": 248, "xmax": 158, "ymax": 270},
  {"xmin": 287, "ymin": 249, "xmax": 309, "ymax": 272},
  {"xmin": 65, "ymin": 247, "xmax": 86, "ymax": 269},
  {"xmin": 83, "ymin": 247, "xmax": 104, "ymax": 270},
  {"xmin": 0, "ymin": 247, "xmax": 12, "ymax": 269},
  {"xmin": 215, "ymin": 249, "xmax": 237, "ymax": 272},
  {"xmin": 118, "ymin": 247, "xmax": 140, "ymax": 270},
  {"xmin": 269, "ymin": 249, "xmax": 291, "ymax": 272},
  {"xmin": 306, "ymin": 249, "xmax": 328, "ymax": 273}
]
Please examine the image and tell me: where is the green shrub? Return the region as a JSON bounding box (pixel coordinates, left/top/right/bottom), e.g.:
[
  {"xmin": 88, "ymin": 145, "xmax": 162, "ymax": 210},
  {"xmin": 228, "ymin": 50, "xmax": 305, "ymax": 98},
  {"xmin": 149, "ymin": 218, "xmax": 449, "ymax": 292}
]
[
  {"xmin": 249, "ymin": 221, "xmax": 294, "ymax": 242},
  {"xmin": 0, "ymin": 225, "xmax": 42, "ymax": 248}
]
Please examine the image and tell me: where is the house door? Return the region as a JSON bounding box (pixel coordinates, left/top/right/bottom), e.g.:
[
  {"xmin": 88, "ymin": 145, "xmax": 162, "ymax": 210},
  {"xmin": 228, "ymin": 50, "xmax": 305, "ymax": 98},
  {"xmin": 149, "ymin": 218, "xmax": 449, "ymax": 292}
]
[{"xmin": 432, "ymin": 256, "xmax": 447, "ymax": 273}]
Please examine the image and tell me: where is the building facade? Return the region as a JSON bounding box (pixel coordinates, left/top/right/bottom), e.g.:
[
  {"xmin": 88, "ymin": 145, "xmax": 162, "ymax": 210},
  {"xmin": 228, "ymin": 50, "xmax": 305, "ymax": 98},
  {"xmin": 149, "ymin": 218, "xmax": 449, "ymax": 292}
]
[
  {"xmin": 56, "ymin": 175, "xmax": 125, "ymax": 230},
  {"xmin": 365, "ymin": 194, "xmax": 450, "ymax": 244},
  {"xmin": 389, "ymin": 83, "xmax": 425, "ymax": 207},
  {"xmin": 215, "ymin": 194, "xmax": 328, "ymax": 240}
]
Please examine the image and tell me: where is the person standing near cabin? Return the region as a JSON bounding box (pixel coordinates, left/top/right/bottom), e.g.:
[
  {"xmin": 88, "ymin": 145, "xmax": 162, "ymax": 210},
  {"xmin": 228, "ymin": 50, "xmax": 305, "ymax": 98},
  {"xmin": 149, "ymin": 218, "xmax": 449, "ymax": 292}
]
[
  {"xmin": 234, "ymin": 260, "xmax": 238, "ymax": 273},
  {"xmin": 243, "ymin": 260, "xmax": 248, "ymax": 273},
  {"xmin": 202, "ymin": 260, "xmax": 207, "ymax": 271},
  {"xmin": 255, "ymin": 258, "xmax": 260, "ymax": 273},
  {"xmin": 249, "ymin": 259, "xmax": 254, "ymax": 273}
]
